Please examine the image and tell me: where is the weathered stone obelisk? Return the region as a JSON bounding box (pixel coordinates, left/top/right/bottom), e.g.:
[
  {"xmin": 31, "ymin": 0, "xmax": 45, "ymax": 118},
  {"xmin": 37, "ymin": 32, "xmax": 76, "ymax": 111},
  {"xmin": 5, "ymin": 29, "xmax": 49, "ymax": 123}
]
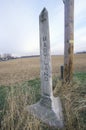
[{"xmin": 27, "ymin": 8, "xmax": 64, "ymax": 128}]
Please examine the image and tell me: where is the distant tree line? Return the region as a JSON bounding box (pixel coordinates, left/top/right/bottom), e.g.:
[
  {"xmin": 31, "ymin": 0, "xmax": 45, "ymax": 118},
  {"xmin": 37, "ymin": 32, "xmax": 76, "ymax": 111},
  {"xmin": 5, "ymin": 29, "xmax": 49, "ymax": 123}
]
[
  {"xmin": 0, "ymin": 53, "xmax": 40, "ymax": 62},
  {"xmin": 76, "ymin": 51, "xmax": 86, "ymax": 54},
  {"xmin": 0, "ymin": 53, "xmax": 15, "ymax": 61}
]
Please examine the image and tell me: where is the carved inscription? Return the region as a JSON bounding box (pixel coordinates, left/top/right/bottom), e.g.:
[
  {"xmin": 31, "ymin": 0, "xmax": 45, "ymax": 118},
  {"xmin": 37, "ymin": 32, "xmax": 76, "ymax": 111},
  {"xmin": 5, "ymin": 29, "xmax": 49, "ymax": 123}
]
[
  {"xmin": 44, "ymin": 62, "xmax": 48, "ymax": 81},
  {"xmin": 43, "ymin": 36, "xmax": 49, "ymax": 81},
  {"xmin": 43, "ymin": 36, "xmax": 47, "ymax": 41}
]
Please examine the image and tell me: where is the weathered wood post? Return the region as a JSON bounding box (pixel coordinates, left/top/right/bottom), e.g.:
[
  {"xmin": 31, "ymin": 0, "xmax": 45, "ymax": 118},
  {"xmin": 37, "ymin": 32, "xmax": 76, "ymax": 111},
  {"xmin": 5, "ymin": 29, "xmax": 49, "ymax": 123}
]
[
  {"xmin": 27, "ymin": 8, "xmax": 64, "ymax": 128},
  {"xmin": 63, "ymin": 0, "xmax": 74, "ymax": 82}
]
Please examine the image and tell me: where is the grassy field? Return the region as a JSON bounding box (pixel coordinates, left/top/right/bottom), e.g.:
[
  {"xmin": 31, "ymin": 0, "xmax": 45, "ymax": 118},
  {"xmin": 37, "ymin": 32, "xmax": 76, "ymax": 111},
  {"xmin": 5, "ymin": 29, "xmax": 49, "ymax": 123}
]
[
  {"xmin": 0, "ymin": 73, "xmax": 86, "ymax": 130},
  {"xmin": 0, "ymin": 54, "xmax": 86, "ymax": 86},
  {"xmin": 0, "ymin": 54, "xmax": 86, "ymax": 130}
]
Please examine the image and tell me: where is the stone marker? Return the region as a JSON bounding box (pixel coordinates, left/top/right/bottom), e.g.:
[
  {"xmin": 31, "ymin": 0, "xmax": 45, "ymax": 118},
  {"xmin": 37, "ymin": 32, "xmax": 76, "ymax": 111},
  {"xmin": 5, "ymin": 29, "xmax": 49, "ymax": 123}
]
[{"xmin": 27, "ymin": 8, "xmax": 64, "ymax": 128}]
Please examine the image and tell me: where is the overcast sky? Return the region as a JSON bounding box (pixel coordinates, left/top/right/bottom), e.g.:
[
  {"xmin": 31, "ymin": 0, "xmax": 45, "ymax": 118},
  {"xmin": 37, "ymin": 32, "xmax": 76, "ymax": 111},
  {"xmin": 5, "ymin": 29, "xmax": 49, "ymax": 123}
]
[{"xmin": 0, "ymin": 0, "xmax": 86, "ymax": 56}]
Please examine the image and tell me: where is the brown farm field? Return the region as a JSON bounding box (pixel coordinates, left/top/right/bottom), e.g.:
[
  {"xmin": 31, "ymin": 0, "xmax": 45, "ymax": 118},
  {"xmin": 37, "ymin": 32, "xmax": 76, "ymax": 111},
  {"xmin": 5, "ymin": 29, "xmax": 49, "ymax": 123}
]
[{"xmin": 0, "ymin": 54, "xmax": 86, "ymax": 86}]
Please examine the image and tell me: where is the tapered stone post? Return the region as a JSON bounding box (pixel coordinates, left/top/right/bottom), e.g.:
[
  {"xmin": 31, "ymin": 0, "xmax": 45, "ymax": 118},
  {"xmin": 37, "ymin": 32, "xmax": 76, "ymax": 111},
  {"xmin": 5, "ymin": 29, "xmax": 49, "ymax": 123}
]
[
  {"xmin": 63, "ymin": 0, "xmax": 74, "ymax": 82},
  {"xmin": 39, "ymin": 8, "xmax": 52, "ymax": 105},
  {"xmin": 27, "ymin": 8, "xmax": 64, "ymax": 128}
]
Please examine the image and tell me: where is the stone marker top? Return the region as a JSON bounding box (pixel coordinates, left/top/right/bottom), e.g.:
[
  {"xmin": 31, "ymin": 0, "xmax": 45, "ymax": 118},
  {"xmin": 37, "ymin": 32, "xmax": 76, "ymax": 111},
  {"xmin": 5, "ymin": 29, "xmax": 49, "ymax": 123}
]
[
  {"xmin": 41, "ymin": 7, "xmax": 47, "ymax": 13},
  {"xmin": 63, "ymin": 0, "xmax": 66, "ymax": 4},
  {"xmin": 40, "ymin": 7, "xmax": 48, "ymax": 15},
  {"xmin": 39, "ymin": 7, "xmax": 48, "ymax": 23}
]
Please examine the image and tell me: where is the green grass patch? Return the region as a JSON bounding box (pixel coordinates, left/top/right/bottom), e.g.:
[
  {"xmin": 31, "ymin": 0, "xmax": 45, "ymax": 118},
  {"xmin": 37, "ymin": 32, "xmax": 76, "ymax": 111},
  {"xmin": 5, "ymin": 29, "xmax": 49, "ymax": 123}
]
[
  {"xmin": 74, "ymin": 72, "xmax": 86, "ymax": 82},
  {"xmin": 27, "ymin": 78, "xmax": 41, "ymax": 102},
  {"xmin": 0, "ymin": 86, "xmax": 10, "ymax": 125}
]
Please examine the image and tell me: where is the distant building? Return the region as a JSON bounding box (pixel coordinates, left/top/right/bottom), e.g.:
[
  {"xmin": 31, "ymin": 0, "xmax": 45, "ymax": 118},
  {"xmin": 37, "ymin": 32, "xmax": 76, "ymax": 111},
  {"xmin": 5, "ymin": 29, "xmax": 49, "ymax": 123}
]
[
  {"xmin": 0, "ymin": 54, "xmax": 2, "ymax": 61},
  {"xmin": 0, "ymin": 53, "xmax": 15, "ymax": 61}
]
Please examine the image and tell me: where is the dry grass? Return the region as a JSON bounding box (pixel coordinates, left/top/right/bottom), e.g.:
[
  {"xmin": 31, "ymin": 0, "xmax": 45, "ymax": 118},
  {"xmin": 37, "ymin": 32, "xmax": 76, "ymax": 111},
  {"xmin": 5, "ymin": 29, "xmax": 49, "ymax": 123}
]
[
  {"xmin": 53, "ymin": 77, "xmax": 86, "ymax": 130},
  {"xmin": 74, "ymin": 54, "xmax": 86, "ymax": 72},
  {"xmin": 0, "ymin": 54, "xmax": 86, "ymax": 86},
  {"xmin": 0, "ymin": 54, "xmax": 86, "ymax": 130},
  {"xmin": 0, "ymin": 75, "xmax": 86, "ymax": 130},
  {"xmin": 0, "ymin": 85, "xmax": 41, "ymax": 130},
  {"xmin": 0, "ymin": 81, "xmax": 51, "ymax": 130},
  {"xmin": 0, "ymin": 57, "xmax": 40, "ymax": 86}
]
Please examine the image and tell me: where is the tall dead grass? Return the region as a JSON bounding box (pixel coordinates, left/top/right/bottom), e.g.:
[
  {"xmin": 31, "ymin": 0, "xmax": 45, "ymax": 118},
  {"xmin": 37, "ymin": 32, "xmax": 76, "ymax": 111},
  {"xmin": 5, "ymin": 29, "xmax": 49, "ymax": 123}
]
[
  {"xmin": 1, "ymin": 85, "xmax": 41, "ymax": 130},
  {"xmin": 0, "ymin": 76, "xmax": 86, "ymax": 130},
  {"xmin": 0, "ymin": 54, "xmax": 86, "ymax": 130},
  {"xmin": 53, "ymin": 77, "xmax": 86, "ymax": 130},
  {"xmin": 0, "ymin": 82, "xmax": 52, "ymax": 130}
]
